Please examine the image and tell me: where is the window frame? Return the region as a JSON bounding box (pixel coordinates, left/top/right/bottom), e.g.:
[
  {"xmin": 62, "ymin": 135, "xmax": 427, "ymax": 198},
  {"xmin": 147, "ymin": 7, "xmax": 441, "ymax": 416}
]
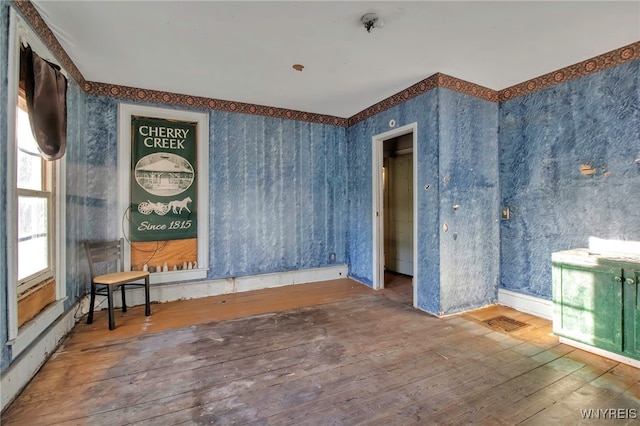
[
  {"xmin": 16, "ymin": 97, "xmax": 56, "ymax": 295},
  {"xmin": 6, "ymin": 9, "xmax": 67, "ymax": 352}
]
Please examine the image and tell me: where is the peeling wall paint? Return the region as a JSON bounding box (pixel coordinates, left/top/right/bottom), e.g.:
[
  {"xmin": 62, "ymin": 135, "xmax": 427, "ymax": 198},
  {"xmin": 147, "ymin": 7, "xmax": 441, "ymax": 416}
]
[{"xmin": 499, "ymin": 59, "xmax": 640, "ymax": 299}]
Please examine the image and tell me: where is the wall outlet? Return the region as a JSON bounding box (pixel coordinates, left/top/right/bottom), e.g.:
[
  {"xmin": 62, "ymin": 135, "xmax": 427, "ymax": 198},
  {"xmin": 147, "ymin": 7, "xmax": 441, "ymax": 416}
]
[{"xmin": 501, "ymin": 208, "xmax": 511, "ymax": 220}]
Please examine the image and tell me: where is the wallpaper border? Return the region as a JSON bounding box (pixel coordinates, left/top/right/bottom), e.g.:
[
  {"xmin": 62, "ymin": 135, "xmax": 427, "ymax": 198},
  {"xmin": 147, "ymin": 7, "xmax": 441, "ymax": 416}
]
[
  {"xmin": 83, "ymin": 81, "xmax": 349, "ymax": 127},
  {"xmin": 499, "ymin": 42, "xmax": 639, "ymax": 102}
]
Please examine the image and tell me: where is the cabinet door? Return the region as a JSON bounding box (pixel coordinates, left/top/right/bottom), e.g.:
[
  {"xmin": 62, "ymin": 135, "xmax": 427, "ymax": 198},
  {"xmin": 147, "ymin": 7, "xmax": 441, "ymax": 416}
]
[
  {"xmin": 553, "ymin": 264, "xmax": 623, "ymax": 352},
  {"xmin": 623, "ymin": 269, "xmax": 640, "ymax": 360}
]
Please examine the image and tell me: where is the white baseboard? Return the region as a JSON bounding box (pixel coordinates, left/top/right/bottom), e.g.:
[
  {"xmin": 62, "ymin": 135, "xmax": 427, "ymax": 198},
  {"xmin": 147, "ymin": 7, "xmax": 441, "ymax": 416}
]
[
  {"xmin": 6, "ymin": 298, "xmax": 66, "ymax": 360},
  {"xmin": 148, "ymin": 268, "xmax": 208, "ymax": 284},
  {"xmin": 96, "ymin": 264, "xmax": 349, "ymax": 308},
  {"xmin": 345, "ymin": 275, "xmax": 372, "ymax": 289},
  {"xmin": 1, "ymin": 300, "xmax": 78, "ymax": 412},
  {"xmin": 559, "ymin": 337, "xmax": 640, "ymax": 369},
  {"xmin": 497, "ymin": 288, "xmax": 553, "ymax": 320}
]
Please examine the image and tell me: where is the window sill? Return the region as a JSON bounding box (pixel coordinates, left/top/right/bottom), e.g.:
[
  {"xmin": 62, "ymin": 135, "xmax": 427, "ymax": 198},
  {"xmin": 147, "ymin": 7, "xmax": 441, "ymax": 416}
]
[
  {"xmin": 17, "ymin": 275, "xmax": 55, "ymax": 299},
  {"xmin": 6, "ymin": 297, "xmax": 67, "ymax": 360}
]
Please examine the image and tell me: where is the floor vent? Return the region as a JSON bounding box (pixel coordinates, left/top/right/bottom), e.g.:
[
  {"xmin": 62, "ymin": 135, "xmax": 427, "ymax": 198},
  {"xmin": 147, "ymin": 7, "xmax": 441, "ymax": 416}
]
[{"xmin": 484, "ymin": 316, "xmax": 528, "ymax": 332}]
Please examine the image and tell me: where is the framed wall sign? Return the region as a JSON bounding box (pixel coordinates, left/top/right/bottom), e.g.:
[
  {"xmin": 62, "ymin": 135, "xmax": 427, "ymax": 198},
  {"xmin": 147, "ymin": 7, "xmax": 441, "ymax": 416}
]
[
  {"xmin": 130, "ymin": 117, "xmax": 197, "ymax": 242},
  {"xmin": 118, "ymin": 104, "xmax": 209, "ymax": 283}
]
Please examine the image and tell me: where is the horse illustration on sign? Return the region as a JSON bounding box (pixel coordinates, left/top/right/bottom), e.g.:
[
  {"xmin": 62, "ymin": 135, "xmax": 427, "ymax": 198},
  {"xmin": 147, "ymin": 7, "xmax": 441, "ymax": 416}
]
[{"xmin": 169, "ymin": 196, "xmax": 192, "ymax": 214}]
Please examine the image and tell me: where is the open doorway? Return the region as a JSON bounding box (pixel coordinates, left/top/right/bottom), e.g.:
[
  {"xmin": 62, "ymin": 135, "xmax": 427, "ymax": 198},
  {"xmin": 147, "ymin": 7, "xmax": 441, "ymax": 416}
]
[{"xmin": 372, "ymin": 123, "xmax": 417, "ymax": 307}]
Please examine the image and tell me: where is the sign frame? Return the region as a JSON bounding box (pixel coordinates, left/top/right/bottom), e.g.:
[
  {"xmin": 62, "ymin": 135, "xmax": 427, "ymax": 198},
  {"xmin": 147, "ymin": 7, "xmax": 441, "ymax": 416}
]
[
  {"xmin": 117, "ymin": 103, "xmax": 209, "ymax": 283},
  {"xmin": 130, "ymin": 117, "xmax": 198, "ymax": 242}
]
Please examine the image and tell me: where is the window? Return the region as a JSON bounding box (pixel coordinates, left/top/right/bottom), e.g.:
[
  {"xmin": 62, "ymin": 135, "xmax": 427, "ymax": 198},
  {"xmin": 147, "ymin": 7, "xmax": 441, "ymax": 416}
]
[
  {"xmin": 6, "ymin": 10, "xmax": 67, "ymax": 356},
  {"xmin": 16, "ymin": 90, "xmax": 55, "ymax": 295}
]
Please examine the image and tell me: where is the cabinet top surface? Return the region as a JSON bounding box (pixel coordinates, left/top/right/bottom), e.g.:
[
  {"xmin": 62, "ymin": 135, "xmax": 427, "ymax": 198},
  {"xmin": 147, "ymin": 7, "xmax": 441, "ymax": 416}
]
[{"xmin": 553, "ymin": 248, "xmax": 640, "ymax": 268}]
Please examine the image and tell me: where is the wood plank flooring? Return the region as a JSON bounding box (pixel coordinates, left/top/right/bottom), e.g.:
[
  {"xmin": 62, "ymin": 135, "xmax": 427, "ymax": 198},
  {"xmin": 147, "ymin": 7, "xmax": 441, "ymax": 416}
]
[{"xmin": 2, "ymin": 277, "xmax": 639, "ymax": 425}]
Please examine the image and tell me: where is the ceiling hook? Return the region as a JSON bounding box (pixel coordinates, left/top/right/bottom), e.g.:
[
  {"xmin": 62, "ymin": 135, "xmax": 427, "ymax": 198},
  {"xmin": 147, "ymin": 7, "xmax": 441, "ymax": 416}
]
[{"xmin": 361, "ymin": 13, "xmax": 384, "ymax": 33}]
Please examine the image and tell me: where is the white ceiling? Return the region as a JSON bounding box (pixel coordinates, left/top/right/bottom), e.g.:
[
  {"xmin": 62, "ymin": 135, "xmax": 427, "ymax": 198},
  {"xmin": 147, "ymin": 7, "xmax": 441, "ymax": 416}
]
[{"xmin": 33, "ymin": 1, "xmax": 640, "ymax": 118}]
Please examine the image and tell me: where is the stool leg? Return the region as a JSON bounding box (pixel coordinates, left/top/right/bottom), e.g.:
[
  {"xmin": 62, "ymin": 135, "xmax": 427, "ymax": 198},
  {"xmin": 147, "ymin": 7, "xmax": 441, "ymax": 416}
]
[
  {"xmin": 107, "ymin": 285, "xmax": 116, "ymax": 330},
  {"xmin": 87, "ymin": 282, "xmax": 96, "ymax": 324},
  {"xmin": 121, "ymin": 284, "xmax": 127, "ymax": 313},
  {"xmin": 144, "ymin": 276, "xmax": 151, "ymax": 316}
]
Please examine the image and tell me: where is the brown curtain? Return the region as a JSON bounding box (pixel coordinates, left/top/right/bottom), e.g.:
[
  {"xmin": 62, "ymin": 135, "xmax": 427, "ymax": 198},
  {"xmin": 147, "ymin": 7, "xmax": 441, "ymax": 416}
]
[{"xmin": 20, "ymin": 44, "xmax": 67, "ymax": 160}]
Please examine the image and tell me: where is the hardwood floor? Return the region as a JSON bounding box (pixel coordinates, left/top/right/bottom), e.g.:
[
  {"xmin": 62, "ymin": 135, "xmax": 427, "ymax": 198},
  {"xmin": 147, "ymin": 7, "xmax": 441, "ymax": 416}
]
[
  {"xmin": 2, "ymin": 278, "xmax": 639, "ymax": 425},
  {"xmin": 383, "ymin": 271, "xmax": 413, "ymax": 305}
]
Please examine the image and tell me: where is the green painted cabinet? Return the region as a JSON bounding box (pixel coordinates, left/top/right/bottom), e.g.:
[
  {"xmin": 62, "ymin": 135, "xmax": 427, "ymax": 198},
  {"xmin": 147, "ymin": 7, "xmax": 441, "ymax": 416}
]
[
  {"xmin": 622, "ymin": 268, "xmax": 640, "ymax": 359},
  {"xmin": 552, "ymin": 262, "xmax": 623, "ymax": 352},
  {"xmin": 552, "ymin": 249, "xmax": 639, "ymax": 362}
]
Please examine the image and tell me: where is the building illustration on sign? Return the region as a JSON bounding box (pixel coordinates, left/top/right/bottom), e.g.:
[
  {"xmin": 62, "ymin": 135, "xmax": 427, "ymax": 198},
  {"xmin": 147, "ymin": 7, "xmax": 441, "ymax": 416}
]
[{"xmin": 134, "ymin": 152, "xmax": 194, "ymax": 197}]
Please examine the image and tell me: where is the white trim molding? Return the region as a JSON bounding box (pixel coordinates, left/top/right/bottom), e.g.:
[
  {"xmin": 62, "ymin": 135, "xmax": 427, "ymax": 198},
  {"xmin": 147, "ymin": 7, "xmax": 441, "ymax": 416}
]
[
  {"xmin": 497, "ymin": 288, "xmax": 553, "ymax": 320},
  {"xmin": 6, "ymin": 5, "xmax": 20, "ymax": 344},
  {"xmin": 92, "ymin": 265, "xmax": 349, "ymax": 308},
  {"xmin": 117, "ymin": 103, "xmax": 209, "ymax": 283},
  {"xmin": 371, "ymin": 122, "xmax": 418, "ymax": 308},
  {"xmin": 559, "ymin": 337, "xmax": 640, "ymax": 369},
  {"xmin": 5, "ymin": 298, "xmax": 67, "ymax": 359}
]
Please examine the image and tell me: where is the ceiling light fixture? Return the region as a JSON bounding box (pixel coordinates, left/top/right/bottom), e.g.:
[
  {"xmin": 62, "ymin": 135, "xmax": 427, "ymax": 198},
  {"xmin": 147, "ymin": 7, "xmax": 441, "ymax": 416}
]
[{"xmin": 361, "ymin": 13, "xmax": 384, "ymax": 33}]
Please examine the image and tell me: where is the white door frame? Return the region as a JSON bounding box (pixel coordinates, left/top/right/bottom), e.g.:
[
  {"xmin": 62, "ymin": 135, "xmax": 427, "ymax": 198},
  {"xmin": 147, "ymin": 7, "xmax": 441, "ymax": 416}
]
[{"xmin": 372, "ymin": 122, "xmax": 418, "ymax": 307}]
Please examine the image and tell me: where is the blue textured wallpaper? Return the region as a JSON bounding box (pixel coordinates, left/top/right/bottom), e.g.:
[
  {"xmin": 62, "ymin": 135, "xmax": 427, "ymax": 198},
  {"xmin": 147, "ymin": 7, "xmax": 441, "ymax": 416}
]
[
  {"xmin": 347, "ymin": 88, "xmax": 499, "ymax": 315},
  {"xmin": 64, "ymin": 80, "xmax": 89, "ymax": 304},
  {"xmin": 1, "ymin": 0, "xmax": 10, "ymax": 372},
  {"xmin": 500, "ymin": 60, "xmax": 640, "ymax": 299},
  {"xmin": 438, "ymin": 88, "xmax": 499, "ymax": 314},
  {"xmin": 83, "ymin": 94, "xmax": 120, "ymax": 244},
  {"xmin": 209, "ymin": 111, "xmax": 347, "ymax": 278}
]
